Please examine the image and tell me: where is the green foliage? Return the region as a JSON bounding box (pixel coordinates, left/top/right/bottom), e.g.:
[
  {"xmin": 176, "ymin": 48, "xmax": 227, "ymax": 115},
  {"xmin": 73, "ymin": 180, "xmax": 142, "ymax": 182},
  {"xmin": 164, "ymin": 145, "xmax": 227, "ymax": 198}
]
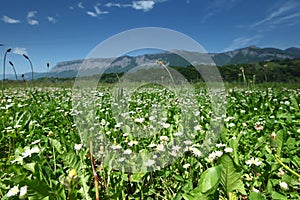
[
  {"xmin": 0, "ymin": 84, "xmax": 299, "ymax": 199},
  {"xmin": 219, "ymin": 154, "xmax": 246, "ymax": 196}
]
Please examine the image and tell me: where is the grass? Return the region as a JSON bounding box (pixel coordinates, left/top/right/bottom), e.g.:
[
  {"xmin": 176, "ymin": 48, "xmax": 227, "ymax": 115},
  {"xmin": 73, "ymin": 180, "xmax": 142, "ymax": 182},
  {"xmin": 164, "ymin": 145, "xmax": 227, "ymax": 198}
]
[{"xmin": 0, "ymin": 81, "xmax": 299, "ymax": 199}]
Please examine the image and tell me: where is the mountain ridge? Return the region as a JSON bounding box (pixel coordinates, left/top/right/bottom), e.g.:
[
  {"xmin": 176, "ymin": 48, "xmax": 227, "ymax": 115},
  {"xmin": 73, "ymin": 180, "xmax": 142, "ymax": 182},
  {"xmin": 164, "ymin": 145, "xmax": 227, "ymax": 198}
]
[
  {"xmin": 2, "ymin": 46, "xmax": 300, "ymax": 79},
  {"xmin": 50, "ymin": 46, "xmax": 300, "ymax": 75}
]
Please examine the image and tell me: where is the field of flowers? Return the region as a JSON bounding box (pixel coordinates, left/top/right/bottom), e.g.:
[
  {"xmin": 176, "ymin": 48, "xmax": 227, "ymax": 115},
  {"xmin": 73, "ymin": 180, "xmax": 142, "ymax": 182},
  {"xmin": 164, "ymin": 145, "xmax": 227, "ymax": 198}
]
[{"xmin": 0, "ymin": 84, "xmax": 299, "ymax": 199}]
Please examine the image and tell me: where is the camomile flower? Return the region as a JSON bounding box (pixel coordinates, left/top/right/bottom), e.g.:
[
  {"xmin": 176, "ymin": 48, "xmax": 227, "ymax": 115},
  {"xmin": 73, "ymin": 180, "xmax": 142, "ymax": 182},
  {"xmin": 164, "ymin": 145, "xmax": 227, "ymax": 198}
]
[
  {"xmin": 174, "ymin": 132, "xmax": 183, "ymax": 136},
  {"xmin": 134, "ymin": 118, "xmax": 145, "ymax": 123},
  {"xmin": 191, "ymin": 147, "xmax": 202, "ymax": 157},
  {"xmin": 228, "ymin": 123, "xmax": 235, "ymax": 127},
  {"xmin": 128, "ymin": 140, "xmax": 138, "ymax": 146},
  {"xmin": 162, "ymin": 123, "xmax": 170, "ymax": 129},
  {"xmin": 224, "ymin": 147, "xmax": 233, "ymax": 153},
  {"xmin": 123, "ymin": 149, "xmax": 132, "ymax": 155},
  {"xmin": 172, "ymin": 145, "xmax": 181, "ymax": 151},
  {"xmin": 144, "ymin": 159, "xmax": 155, "ymax": 167},
  {"xmin": 148, "ymin": 143, "xmax": 157, "ymax": 148},
  {"xmin": 279, "ymin": 181, "xmax": 289, "ymax": 190},
  {"xmin": 194, "ymin": 125, "xmax": 202, "ymax": 131},
  {"xmin": 74, "ymin": 144, "xmax": 83, "ymax": 151},
  {"xmin": 216, "ymin": 143, "xmax": 226, "ymax": 148},
  {"xmin": 156, "ymin": 144, "xmax": 165, "ymax": 151},
  {"xmin": 245, "ymin": 157, "xmax": 262, "ymax": 167},
  {"xmin": 6, "ymin": 185, "xmax": 19, "ymax": 197},
  {"xmin": 184, "ymin": 140, "xmax": 193, "ymax": 146},
  {"xmin": 19, "ymin": 185, "xmax": 27, "ymax": 198},
  {"xmin": 31, "ymin": 139, "xmax": 41, "ymax": 145},
  {"xmin": 111, "ymin": 144, "xmax": 122, "ymax": 150},
  {"xmin": 183, "ymin": 163, "xmax": 190, "ymax": 169},
  {"xmin": 170, "ymin": 151, "xmax": 177, "ymax": 157},
  {"xmin": 160, "ymin": 136, "xmax": 169, "ymax": 142},
  {"xmin": 214, "ymin": 151, "xmax": 223, "ymax": 157}
]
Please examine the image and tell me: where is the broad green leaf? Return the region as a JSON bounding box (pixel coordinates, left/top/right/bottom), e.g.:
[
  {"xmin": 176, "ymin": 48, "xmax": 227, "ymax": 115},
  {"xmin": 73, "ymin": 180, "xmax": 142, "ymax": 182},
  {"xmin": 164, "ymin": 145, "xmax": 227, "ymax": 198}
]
[
  {"xmin": 198, "ymin": 165, "xmax": 221, "ymax": 194},
  {"xmin": 24, "ymin": 162, "xmax": 36, "ymax": 173},
  {"xmin": 61, "ymin": 152, "xmax": 80, "ymax": 171},
  {"xmin": 49, "ymin": 138, "xmax": 64, "ymax": 154},
  {"xmin": 182, "ymin": 193, "xmax": 201, "ymax": 200},
  {"xmin": 79, "ymin": 174, "xmax": 92, "ymax": 200},
  {"xmin": 229, "ymin": 133, "xmax": 242, "ymax": 166},
  {"xmin": 271, "ymin": 191, "xmax": 288, "ymax": 200},
  {"xmin": 220, "ymin": 154, "xmax": 246, "ymax": 195},
  {"xmin": 249, "ymin": 192, "xmax": 265, "ymax": 200}
]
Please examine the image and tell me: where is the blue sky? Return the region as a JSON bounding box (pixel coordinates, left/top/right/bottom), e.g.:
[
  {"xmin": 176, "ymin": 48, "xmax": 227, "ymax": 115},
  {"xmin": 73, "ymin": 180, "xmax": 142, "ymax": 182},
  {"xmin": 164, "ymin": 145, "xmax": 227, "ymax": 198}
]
[{"xmin": 1, "ymin": 0, "xmax": 300, "ymax": 74}]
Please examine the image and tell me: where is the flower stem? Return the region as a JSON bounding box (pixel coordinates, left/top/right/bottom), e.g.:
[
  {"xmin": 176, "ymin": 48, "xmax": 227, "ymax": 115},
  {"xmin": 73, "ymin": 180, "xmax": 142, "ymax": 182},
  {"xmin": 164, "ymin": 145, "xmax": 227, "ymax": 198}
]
[
  {"xmin": 90, "ymin": 137, "xmax": 99, "ymax": 200},
  {"xmin": 274, "ymin": 154, "xmax": 300, "ymax": 179}
]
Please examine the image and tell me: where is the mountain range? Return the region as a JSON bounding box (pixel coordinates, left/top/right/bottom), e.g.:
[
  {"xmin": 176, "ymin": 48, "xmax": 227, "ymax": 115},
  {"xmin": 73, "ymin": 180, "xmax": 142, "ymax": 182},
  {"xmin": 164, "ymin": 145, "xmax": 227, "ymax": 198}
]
[{"xmin": 2, "ymin": 46, "xmax": 300, "ymax": 79}]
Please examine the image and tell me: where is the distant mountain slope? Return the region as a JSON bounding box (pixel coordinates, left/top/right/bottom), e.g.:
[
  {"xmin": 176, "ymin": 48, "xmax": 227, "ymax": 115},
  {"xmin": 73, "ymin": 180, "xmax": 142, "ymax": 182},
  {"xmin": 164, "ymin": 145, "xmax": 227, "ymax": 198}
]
[
  {"xmin": 50, "ymin": 46, "xmax": 300, "ymax": 76},
  {"xmin": 210, "ymin": 46, "xmax": 298, "ymax": 65}
]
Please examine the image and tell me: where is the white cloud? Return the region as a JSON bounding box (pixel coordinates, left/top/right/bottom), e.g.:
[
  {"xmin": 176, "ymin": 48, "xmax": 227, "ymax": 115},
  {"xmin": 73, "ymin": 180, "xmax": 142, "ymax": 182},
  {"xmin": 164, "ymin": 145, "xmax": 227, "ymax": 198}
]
[
  {"xmin": 247, "ymin": 0, "xmax": 300, "ymax": 29},
  {"xmin": 132, "ymin": 1, "xmax": 155, "ymax": 12},
  {"xmin": 202, "ymin": 0, "xmax": 240, "ymax": 23},
  {"xmin": 87, "ymin": 11, "xmax": 98, "ymax": 17},
  {"xmin": 2, "ymin": 16, "xmax": 21, "ymax": 24},
  {"xmin": 86, "ymin": 4, "xmax": 109, "ymax": 17},
  {"xmin": 223, "ymin": 35, "xmax": 261, "ymax": 52},
  {"xmin": 78, "ymin": 2, "xmax": 84, "ymax": 9},
  {"xmin": 13, "ymin": 47, "xmax": 27, "ymax": 55},
  {"xmin": 27, "ymin": 11, "xmax": 36, "ymax": 18},
  {"xmin": 105, "ymin": 1, "xmax": 167, "ymax": 11},
  {"xmin": 28, "ymin": 19, "xmax": 38, "ymax": 25},
  {"xmin": 47, "ymin": 16, "xmax": 57, "ymax": 23},
  {"xmin": 27, "ymin": 11, "xmax": 39, "ymax": 25},
  {"xmin": 252, "ymin": 1, "xmax": 299, "ymax": 27},
  {"xmin": 94, "ymin": 5, "xmax": 101, "ymax": 15},
  {"xmin": 106, "ymin": 2, "xmax": 122, "ymax": 8},
  {"xmin": 94, "ymin": 5, "xmax": 108, "ymax": 15}
]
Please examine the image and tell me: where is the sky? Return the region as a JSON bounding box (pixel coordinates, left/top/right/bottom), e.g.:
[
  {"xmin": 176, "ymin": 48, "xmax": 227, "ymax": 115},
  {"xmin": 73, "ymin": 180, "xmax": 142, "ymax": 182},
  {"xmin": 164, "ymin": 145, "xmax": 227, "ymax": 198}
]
[{"xmin": 1, "ymin": 0, "xmax": 300, "ymax": 74}]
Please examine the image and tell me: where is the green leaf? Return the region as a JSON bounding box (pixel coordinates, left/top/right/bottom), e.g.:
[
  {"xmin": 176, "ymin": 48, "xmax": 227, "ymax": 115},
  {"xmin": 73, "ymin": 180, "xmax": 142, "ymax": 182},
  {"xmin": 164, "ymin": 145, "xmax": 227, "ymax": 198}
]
[
  {"xmin": 131, "ymin": 172, "xmax": 146, "ymax": 183},
  {"xmin": 78, "ymin": 174, "xmax": 92, "ymax": 200},
  {"xmin": 220, "ymin": 154, "xmax": 247, "ymax": 195},
  {"xmin": 198, "ymin": 165, "xmax": 221, "ymax": 194},
  {"xmin": 24, "ymin": 179, "xmax": 51, "ymax": 198},
  {"xmin": 271, "ymin": 191, "xmax": 288, "ymax": 200},
  {"xmin": 24, "ymin": 162, "xmax": 36, "ymax": 173},
  {"xmin": 61, "ymin": 152, "xmax": 80, "ymax": 171},
  {"xmin": 249, "ymin": 192, "xmax": 265, "ymax": 200},
  {"xmin": 49, "ymin": 138, "xmax": 64, "ymax": 154},
  {"xmin": 173, "ymin": 174, "xmax": 185, "ymax": 182},
  {"xmin": 181, "ymin": 180, "xmax": 193, "ymax": 193},
  {"xmin": 182, "ymin": 193, "xmax": 200, "ymax": 200}
]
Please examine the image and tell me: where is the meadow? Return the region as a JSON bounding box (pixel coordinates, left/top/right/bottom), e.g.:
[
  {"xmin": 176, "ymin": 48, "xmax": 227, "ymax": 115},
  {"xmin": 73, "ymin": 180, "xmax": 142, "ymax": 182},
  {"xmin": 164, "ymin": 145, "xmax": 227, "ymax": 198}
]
[{"xmin": 0, "ymin": 81, "xmax": 299, "ymax": 200}]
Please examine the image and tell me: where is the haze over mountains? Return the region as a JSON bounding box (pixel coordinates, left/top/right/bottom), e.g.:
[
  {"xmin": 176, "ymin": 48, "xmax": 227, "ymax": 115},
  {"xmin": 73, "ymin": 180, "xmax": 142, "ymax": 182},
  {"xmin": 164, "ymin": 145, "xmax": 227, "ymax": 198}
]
[{"xmin": 3, "ymin": 46, "xmax": 300, "ymax": 79}]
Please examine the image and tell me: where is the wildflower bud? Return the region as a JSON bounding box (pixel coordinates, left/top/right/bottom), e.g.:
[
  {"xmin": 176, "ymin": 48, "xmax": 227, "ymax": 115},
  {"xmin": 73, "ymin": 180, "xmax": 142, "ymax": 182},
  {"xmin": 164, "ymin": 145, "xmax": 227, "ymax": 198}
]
[
  {"xmin": 99, "ymin": 145, "xmax": 105, "ymax": 154},
  {"xmin": 48, "ymin": 130, "xmax": 54, "ymax": 136},
  {"xmin": 277, "ymin": 168, "xmax": 285, "ymax": 177},
  {"xmin": 68, "ymin": 169, "xmax": 77, "ymax": 179},
  {"xmin": 270, "ymin": 132, "xmax": 278, "ymax": 148}
]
